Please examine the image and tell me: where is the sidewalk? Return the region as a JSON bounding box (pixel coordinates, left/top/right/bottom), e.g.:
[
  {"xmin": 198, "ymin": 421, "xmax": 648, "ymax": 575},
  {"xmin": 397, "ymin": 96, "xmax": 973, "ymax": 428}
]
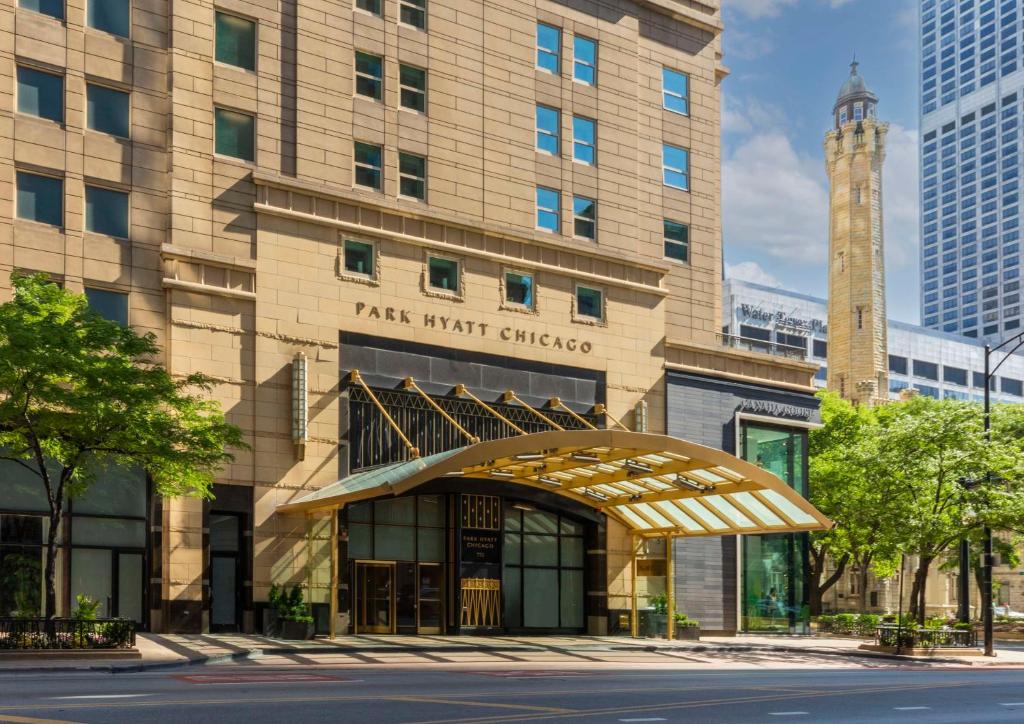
[{"xmin": 2, "ymin": 632, "xmax": 1023, "ymax": 673}]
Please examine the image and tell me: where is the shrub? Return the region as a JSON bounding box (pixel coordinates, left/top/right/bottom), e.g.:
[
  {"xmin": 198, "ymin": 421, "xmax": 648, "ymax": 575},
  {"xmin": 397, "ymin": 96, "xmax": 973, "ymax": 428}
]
[
  {"xmin": 269, "ymin": 583, "xmax": 313, "ymax": 624},
  {"xmin": 648, "ymin": 594, "xmax": 668, "ymax": 615},
  {"xmin": 674, "ymin": 612, "xmax": 699, "ymax": 627},
  {"xmin": 72, "ymin": 594, "xmax": 101, "ymax": 620}
]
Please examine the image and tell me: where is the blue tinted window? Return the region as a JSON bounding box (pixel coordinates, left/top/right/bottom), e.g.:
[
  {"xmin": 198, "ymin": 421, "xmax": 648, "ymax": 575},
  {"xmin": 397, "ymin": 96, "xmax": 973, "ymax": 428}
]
[
  {"xmin": 215, "ymin": 107, "xmax": 255, "ymax": 162},
  {"xmin": 573, "ymin": 36, "xmax": 596, "ymax": 85},
  {"xmin": 89, "ymin": 0, "xmax": 130, "ymax": 38},
  {"xmin": 86, "ymin": 84, "xmax": 129, "ymax": 138},
  {"xmin": 537, "ymin": 23, "xmax": 560, "ymax": 73},
  {"xmin": 16, "ymin": 172, "xmax": 62, "ymax": 227},
  {"xmin": 663, "ymin": 68, "xmax": 688, "ymax": 115},
  {"xmin": 572, "ymin": 116, "xmax": 595, "ymax": 165},
  {"xmin": 536, "ymin": 105, "xmax": 559, "ymax": 154},
  {"xmin": 663, "ymin": 144, "xmax": 688, "ymax": 190},
  {"xmin": 17, "ymin": 66, "xmax": 63, "ymax": 122},
  {"xmin": 85, "ymin": 186, "xmax": 129, "ymax": 238},
  {"xmin": 19, "ymin": 0, "xmax": 64, "ymax": 20},
  {"xmin": 536, "ymin": 186, "xmax": 559, "ymax": 232},
  {"xmin": 85, "ymin": 288, "xmax": 128, "ymax": 325}
]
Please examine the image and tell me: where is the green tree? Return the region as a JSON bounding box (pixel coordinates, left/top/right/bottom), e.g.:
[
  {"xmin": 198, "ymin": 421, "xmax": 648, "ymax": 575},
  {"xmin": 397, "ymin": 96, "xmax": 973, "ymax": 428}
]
[{"xmin": 0, "ymin": 274, "xmax": 246, "ymax": 619}]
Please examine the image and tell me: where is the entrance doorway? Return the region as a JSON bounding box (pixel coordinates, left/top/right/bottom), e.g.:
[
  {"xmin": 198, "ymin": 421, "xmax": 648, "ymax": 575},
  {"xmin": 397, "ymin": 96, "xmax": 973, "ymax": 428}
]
[
  {"xmin": 355, "ymin": 562, "xmax": 395, "ymax": 634},
  {"xmin": 210, "ymin": 513, "xmax": 242, "ymax": 632},
  {"xmin": 417, "ymin": 563, "xmax": 443, "ymax": 633}
]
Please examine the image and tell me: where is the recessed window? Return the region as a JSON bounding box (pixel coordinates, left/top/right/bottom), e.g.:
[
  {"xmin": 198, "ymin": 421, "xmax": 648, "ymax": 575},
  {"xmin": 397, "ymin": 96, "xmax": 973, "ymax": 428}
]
[
  {"xmin": 86, "ymin": 84, "xmax": 130, "ymax": 138},
  {"xmin": 428, "ymin": 256, "xmax": 458, "ymax": 292},
  {"xmin": 399, "ymin": 65, "xmax": 426, "ymax": 112},
  {"xmin": 355, "ymin": 51, "xmax": 383, "ymax": 100},
  {"xmin": 85, "ymin": 288, "xmax": 128, "ymax": 326},
  {"xmin": 399, "ymin": 152, "xmax": 426, "ymax": 200},
  {"xmin": 813, "ymin": 339, "xmax": 828, "ymax": 358},
  {"xmin": 839, "ymin": 107, "xmax": 848, "ymax": 124},
  {"xmin": 662, "ymin": 67, "xmax": 689, "ymax": 115},
  {"xmin": 355, "ymin": 0, "xmax": 381, "ymax": 15},
  {"xmin": 536, "ymin": 23, "xmax": 560, "ymax": 74},
  {"xmin": 913, "ymin": 359, "xmax": 939, "ymax": 381},
  {"xmin": 573, "ymin": 196, "xmax": 595, "ymax": 239},
  {"xmin": 16, "ymin": 172, "xmax": 63, "ymax": 227},
  {"xmin": 85, "ymin": 186, "xmax": 129, "ymax": 238},
  {"xmin": 214, "ymin": 107, "xmax": 255, "ymax": 162},
  {"xmin": 215, "ymin": 12, "xmax": 256, "ymax": 71},
  {"xmin": 343, "ymin": 239, "xmax": 375, "ymax": 277},
  {"xmin": 399, "ymin": 0, "xmax": 425, "ymax": 28},
  {"xmin": 536, "ymin": 187, "xmax": 559, "ymax": 232},
  {"xmin": 575, "ymin": 284, "xmax": 603, "ymax": 322},
  {"xmin": 853, "ymin": 101, "xmax": 864, "ymax": 121},
  {"xmin": 662, "ymin": 143, "xmax": 689, "ymax": 190},
  {"xmin": 19, "ymin": 0, "xmax": 63, "ymax": 21},
  {"xmin": 88, "ymin": 0, "xmax": 130, "ymax": 38},
  {"xmin": 664, "ymin": 219, "xmax": 688, "ymax": 262},
  {"xmin": 1003, "ymin": 377, "xmax": 1023, "ymax": 397},
  {"xmin": 17, "ymin": 66, "xmax": 63, "ymax": 123},
  {"xmin": 505, "ymin": 271, "xmax": 534, "ymax": 308},
  {"xmin": 354, "ymin": 142, "xmax": 382, "ymax": 190},
  {"xmin": 536, "ymin": 105, "xmax": 560, "ymax": 155},
  {"xmin": 572, "ymin": 116, "xmax": 595, "ymax": 165},
  {"xmin": 573, "ymin": 35, "xmax": 596, "ymax": 85}
]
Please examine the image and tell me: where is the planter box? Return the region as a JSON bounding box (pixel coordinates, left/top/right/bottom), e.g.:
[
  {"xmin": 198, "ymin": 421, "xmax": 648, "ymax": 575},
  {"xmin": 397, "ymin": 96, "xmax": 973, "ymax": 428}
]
[
  {"xmin": 278, "ymin": 620, "xmax": 315, "ymax": 640},
  {"xmin": 676, "ymin": 625, "xmax": 700, "ymax": 641}
]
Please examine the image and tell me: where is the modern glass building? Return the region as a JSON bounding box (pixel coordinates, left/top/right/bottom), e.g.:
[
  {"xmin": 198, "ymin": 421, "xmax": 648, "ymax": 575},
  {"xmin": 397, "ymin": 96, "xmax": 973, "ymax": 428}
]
[{"xmin": 920, "ymin": 0, "xmax": 1024, "ymax": 338}]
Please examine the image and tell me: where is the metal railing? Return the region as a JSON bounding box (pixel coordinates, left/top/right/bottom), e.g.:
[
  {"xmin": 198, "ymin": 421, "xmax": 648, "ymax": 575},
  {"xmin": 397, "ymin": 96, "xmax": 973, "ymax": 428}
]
[
  {"xmin": 717, "ymin": 333, "xmax": 808, "ymax": 360},
  {"xmin": 0, "ymin": 618, "xmax": 136, "ymax": 650},
  {"xmin": 874, "ymin": 624, "xmax": 976, "ymax": 650}
]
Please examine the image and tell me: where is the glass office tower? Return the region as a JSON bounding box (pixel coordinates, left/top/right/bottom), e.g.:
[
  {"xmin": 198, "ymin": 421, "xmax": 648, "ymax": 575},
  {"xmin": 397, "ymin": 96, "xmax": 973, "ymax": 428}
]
[{"xmin": 920, "ymin": 0, "xmax": 1023, "ymax": 339}]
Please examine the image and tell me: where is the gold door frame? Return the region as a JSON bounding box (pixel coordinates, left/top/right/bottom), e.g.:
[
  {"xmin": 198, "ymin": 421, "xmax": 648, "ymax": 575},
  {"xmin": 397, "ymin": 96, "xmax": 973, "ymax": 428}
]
[
  {"xmin": 417, "ymin": 562, "xmax": 444, "ymax": 634},
  {"xmin": 354, "ymin": 560, "xmax": 396, "ymax": 634}
]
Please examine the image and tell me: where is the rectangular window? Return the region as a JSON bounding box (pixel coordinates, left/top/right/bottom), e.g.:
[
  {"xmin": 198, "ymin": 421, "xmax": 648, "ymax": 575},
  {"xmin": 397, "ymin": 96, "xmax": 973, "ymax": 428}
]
[
  {"xmin": 88, "ymin": 0, "xmax": 130, "ymax": 38},
  {"xmin": 664, "ymin": 220, "xmax": 688, "ymax": 262},
  {"xmin": 1002, "ymin": 377, "xmax": 1023, "ymax": 396},
  {"xmin": 536, "ymin": 23, "xmax": 560, "ymax": 73},
  {"xmin": 214, "ymin": 107, "xmax": 255, "ymax": 162},
  {"xmin": 428, "ymin": 256, "xmax": 458, "ymax": 292},
  {"xmin": 16, "ymin": 172, "xmax": 62, "ymax": 227},
  {"xmin": 575, "ymin": 284, "xmax": 603, "ymax": 321},
  {"xmin": 663, "ymin": 144, "xmax": 689, "ymax": 190},
  {"xmin": 912, "ymin": 359, "xmax": 940, "ymax": 381},
  {"xmin": 399, "ymin": 65, "xmax": 426, "ymax": 112},
  {"xmin": 853, "ymin": 101, "xmax": 864, "ymax": 120},
  {"xmin": 536, "ymin": 187, "xmax": 559, "ymax": 232},
  {"xmin": 86, "ymin": 84, "xmax": 129, "ymax": 138},
  {"xmin": 85, "ymin": 288, "xmax": 128, "ymax": 325},
  {"xmin": 943, "ymin": 365, "xmax": 968, "ymax": 386},
  {"xmin": 399, "ymin": 0, "xmax": 425, "ymax": 28},
  {"xmin": 572, "ymin": 116, "xmax": 595, "ymax": 165},
  {"xmin": 888, "ymin": 354, "xmax": 908, "ymax": 375},
  {"xmin": 573, "ymin": 196, "xmax": 595, "ymax": 239},
  {"xmin": 839, "ymin": 107, "xmax": 848, "ymax": 124},
  {"xmin": 399, "ymin": 152, "xmax": 426, "ymax": 200},
  {"xmin": 343, "ymin": 239, "xmax": 375, "ymax": 277},
  {"xmin": 20, "ymin": 0, "xmax": 64, "ymax": 20},
  {"xmin": 573, "ymin": 35, "xmax": 596, "ymax": 85},
  {"xmin": 662, "ymin": 67, "xmax": 689, "ymax": 115},
  {"xmin": 354, "ymin": 141, "xmax": 382, "ymax": 190},
  {"xmin": 355, "ymin": 52, "xmax": 383, "ymax": 100},
  {"xmin": 536, "ymin": 105, "xmax": 560, "ymax": 155},
  {"xmin": 355, "ymin": 0, "xmax": 381, "ymax": 15},
  {"xmin": 813, "ymin": 339, "xmax": 828, "ymax": 358},
  {"xmin": 215, "ymin": 12, "xmax": 256, "ymax": 71},
  {"xmin": 85, "ymin": 186, "xmax": 129, "ymax": 238},
  {"xmin": 17, "ymin": 66, "xmax": 63, "ymax": 123},
  {"xmin": 505, "ymin": 271, "xmax": 534, "ymax": 308}
]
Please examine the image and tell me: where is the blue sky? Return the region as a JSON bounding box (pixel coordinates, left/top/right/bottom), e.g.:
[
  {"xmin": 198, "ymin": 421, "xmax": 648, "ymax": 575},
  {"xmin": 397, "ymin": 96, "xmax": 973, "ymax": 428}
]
[{"xmin": 721, "ymin": 0, "xmax": 921, "ymax": 322}]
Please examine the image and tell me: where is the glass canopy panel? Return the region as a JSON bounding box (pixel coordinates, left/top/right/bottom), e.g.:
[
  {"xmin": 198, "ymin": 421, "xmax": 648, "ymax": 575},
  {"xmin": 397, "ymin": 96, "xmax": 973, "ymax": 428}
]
[
  {"xmin": 730, "ymin": 492, "xmax": 785, "ymax": 526},
  {"xmin": 758, "ymin": 490, "xmax": 818, "ymax": 525},
  {"xmin": 630, "ymin": 503, "xmax": 674, "ymax": 529},
  {"xmin": 703, "ymin": 496, "xmax": 756, "ymax": 528},
  {"xmin": 615, "ymin": 506, "xmax": 654, "ymax": 530},
  {"xmin": 690, "ymin": 469, "xmax": 728, "ymax": 483},
  {"xmin": 652, "ymin": 501, "xmax": 702, "ymax": 531},
  {"xmin": 677, "ymin": 498, "xmax": 729, "ymax": 530}
]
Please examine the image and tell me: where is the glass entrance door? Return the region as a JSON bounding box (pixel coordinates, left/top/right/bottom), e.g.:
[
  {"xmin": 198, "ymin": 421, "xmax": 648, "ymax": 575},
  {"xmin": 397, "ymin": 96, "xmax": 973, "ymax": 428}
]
[
  {"xmin": 356, "ymin": 562, "xmax": 394, "ymax": 634},
  {"xmin": 417, "ymin": 563, "xmax": 442, "ymax": 634}
]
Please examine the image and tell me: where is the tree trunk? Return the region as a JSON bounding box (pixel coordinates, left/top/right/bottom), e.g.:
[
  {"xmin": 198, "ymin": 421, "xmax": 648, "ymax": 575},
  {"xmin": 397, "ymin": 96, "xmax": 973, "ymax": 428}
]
[
  {"xmin": 909, "ymin": 556, "xmax": 933, "ymax": 624},
  {"xmin": 44, "ymin": 506, "xmax": 60, "ymax": 619},
  {"xmin": 858, "ymin": 565, "xmax": 870, "ymax": 613},
  {"xmin": 810, "ymin": 552, "xmax": 849, "ymax": 616}
]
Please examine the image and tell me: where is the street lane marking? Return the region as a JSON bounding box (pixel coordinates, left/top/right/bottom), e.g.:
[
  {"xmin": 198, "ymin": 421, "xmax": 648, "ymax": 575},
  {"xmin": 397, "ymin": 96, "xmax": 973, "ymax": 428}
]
[
  {"xmin": 999, "ymin": 703, "xmax": 1024, "ymax": 706},
  {"xmin": 894, "ymin": 707, "xmax": 930, "ymax": 711},
  {"xmin": 50, "ymin": 695, "xmax": 152, "ymax": 700},
  {"xmin": 768, "ymin": 713, "xmax": 808, "ymax": 716},
  {"xmin": 618, "ymin": 718, "xmax": 667, "ymax": 722},
  {"xmin": 393, "ymin": 697, "xmax": 572, "ymax": 714},
  {"xmin": 173, "ymin": 673, "xmax": 356, "ymax": 684}
]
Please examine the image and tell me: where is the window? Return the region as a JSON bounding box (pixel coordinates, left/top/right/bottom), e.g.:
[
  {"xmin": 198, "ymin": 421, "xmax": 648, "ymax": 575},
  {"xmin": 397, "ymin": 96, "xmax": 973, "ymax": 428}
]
[
  {"xmin": 575, "ymin": 284, "xmax": 603, "ymax": 321},
  {"xmin": 662, "ymin": 144, "xmax": 689, "ymax": 190},
  {"xmin": 19, "ymin": 0, "xmax": 63, "ymax": 21},
  {"xmin": 913, "ymin": 359, "xmax": 940, "ymax": 381},
  {"xmin": 355, "ymin": 0, "xmax": 381, "ymax": 15},
  {"xmin": 573, "ymin": 36, "xmax": 596, "ymax": 85},
  {"xmin": 572, "ymin": 116, "xmax": 595, "ymax": 165},
  {"xmin": 664, "ymin": 220, "xmax": 688, "ymax": 262},
  {"xmin": 354, "ymin": 142, "xmax": 382, "ymax": 190},
  {"xmin": 86, "ymin": 84, "xmax": 130, "ymax": 138},
  {"xmin": 399, "ymin": 0, "xmax": 425, "ymax": 28},
  {"xmin": 504, "ymin": 271, "xmax": 534, "ymax": 308},
  {"xmin": 536, "ymin": 105, "xmax": 559, "ymax": 155},
  {"xmin": 214, "ymin": 108, "xmax": 255, "ymax": 161},
  {"xmin": 973, "ymin": 372, "xmax": 997, "ymax": 390},
  {"xmin": 85, "ymin": 288, "xmax": 128, "ymax": 325},
  {"xmin": 85, "ymin": 186, "xmax": 129, "ymax": 238},
  {"xmin": 1002, "ymin": 377, "xmax": 1023, "ymax": 396},
  {"xmin": 88, "ymin": 0, "xmax": 130, "ymax": 38},
  {"xmin": 399, "ymin": 65, "xmax": 426, "ymax": 112},
  {"xmin": 215, "ymin": 12, "xmax": 256, "ymax": 71},
  {"xmin": 355, "ymin": 52, "xmax": 383, "ymax": 100},
  {"xmin": 16, "ymin": 172, "xmax": 62, "ymax": 227},
  {"xmin": 343, "ymin": 239, "xmax": 375, "ymax": 277},
  {"xmin": 813, "ymin": 339, "xmax": 828, "ymax": 358},
  {"xmin": 573, "ymin": 196, "xmax": 595, "ymax": 239},
  {"xmin": 853, "ymin": 101, "xmax": 863, "ymax": 121},
  {"xmin": 399, "ymin": 152, "xmax": 426, "ymax": 200},
  {"xmin": 839, "ymin": 107, "xmax": 848, "ymax": 124},
  {"xmin": 536, "ymin": 187, "xmax": 559, "ymax": 232},
  {"xmin": 536, "ymin": 23, "xmax": 560, "ymax": 73},
  {"xmin": 428, "ymin": 256, "xmax": 458, "ymax": 292},
  {"xmin": 662, "ymin": 68, "xmax": 689, "ymax": 115},
  {"xmin": 17, "ymin": 66, "xmax": 63, "ymax": 123},
  {"xmin": 943, "ymin": 365, "xmax": 968, "ymax": 386},
  {"xmin": 888, "ymin": 355, "xmax": 908, "ymax": 375}
]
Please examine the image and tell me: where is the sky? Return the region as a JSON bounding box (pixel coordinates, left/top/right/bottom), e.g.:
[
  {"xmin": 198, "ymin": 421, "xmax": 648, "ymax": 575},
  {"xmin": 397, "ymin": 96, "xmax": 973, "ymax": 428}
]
[{"xmin": 721, "ymin": 0, "xmax": 921, "ymax": 322}]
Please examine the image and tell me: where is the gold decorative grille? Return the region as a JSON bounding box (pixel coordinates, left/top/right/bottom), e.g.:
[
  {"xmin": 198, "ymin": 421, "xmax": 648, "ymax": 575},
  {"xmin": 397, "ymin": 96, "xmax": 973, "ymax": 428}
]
[
  {"xmin": 460, "ymin": 494, "xmax": 500, "ymax": 530},
  {"xmin": 460, "ymin": 578, "xmax": 501, "ymax": 627}
]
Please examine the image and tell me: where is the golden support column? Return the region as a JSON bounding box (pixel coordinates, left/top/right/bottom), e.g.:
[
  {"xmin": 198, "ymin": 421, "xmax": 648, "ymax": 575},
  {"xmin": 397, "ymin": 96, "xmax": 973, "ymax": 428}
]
[
  {"xmin": 630, "ymin": 535, "xmax": 639, "ymax": 638},
  {"xmin": 329, "ymin": 508, "xmax": 339, "ymax": 640},
  {"xmin": 666, "ymin": 533, "xmax": 675, "ymax": 641}
]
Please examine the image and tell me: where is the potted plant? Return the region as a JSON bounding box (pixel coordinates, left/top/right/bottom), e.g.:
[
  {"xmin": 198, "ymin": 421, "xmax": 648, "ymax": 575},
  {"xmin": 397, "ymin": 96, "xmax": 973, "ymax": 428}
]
[
  {"xmin": 647, "ymin": 594, "xmax": 669, "ymax": 638},
  {"xmin": 674, "ymin": 612, "xmax": 701, "ymax": 640},
  {"xmin": 267, "ymin": 584, "xmax": 315, "ymax": 640}
]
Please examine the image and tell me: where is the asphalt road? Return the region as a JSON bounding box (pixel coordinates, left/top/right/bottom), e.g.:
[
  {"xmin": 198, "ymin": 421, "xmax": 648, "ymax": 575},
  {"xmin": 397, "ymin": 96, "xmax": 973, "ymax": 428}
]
[{"xmin": 2, "ymin": 662, "xmax": 1024, "ymax": 723}]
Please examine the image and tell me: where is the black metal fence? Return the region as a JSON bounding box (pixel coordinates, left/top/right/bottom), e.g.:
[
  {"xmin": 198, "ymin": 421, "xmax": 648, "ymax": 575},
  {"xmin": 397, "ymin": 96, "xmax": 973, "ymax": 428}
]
[
  {"xmin": 0, "ymin": 618, "xmax": 136, "ymax": 650},
  {"xmin": 875, "ymin": 624, "xmax": 976, "ymax": 649}
]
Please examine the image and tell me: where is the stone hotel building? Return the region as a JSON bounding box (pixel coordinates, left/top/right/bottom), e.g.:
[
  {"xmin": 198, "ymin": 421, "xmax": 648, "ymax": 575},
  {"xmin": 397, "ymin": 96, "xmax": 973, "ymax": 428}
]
[{"xmin": 0, "ymin": 0, "xmax": 829, "ymax": 636}]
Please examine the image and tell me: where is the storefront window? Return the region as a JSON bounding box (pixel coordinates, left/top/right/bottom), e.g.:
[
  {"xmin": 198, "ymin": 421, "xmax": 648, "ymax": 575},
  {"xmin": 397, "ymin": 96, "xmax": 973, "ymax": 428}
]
[{"xmin": 740, "ymin": 423, "xmax": 810, "ymax": 633}]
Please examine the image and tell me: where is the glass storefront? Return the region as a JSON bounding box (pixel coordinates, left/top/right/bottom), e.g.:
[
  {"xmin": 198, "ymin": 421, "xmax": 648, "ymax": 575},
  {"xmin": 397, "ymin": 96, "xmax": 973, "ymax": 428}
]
[{"xmin": 740, "ymin": 423, "xmax": 810, "ymax": 633}]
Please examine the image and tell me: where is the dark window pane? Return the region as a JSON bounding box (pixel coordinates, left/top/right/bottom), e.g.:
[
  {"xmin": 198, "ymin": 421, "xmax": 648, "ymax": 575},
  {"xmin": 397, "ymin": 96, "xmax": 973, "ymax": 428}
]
[
  {"xmin": 813, "ymin": 339, "xmax": 828, "ymax": 358},
  {"xmin": 19, "ymin": 0, "xmax": 65, "ymax": 20},
  {"xmin": 356, "ymin": 0, "xmax": 381, "ymax": 14},
  {"xmin": 888, "ymin": 354, "xmax": 908, "ymax": 374},
  {"xmin": 87, "ymin": 84, "xmax": 130, "ymax": 138},
  {"xmin": 344, "ymin": 240, "xmax": 374, "ymax": 276},
  {"xmin": 400, "ymin": 65, "xmax": 426, "ymax": 111},
  {"xmin": 16, "ymin": 172, "xmax": 63, "ymax": 227},
  {"xmin": 215, "ymin": 108, "xmax": 255, "ymax": 161},
  {"xmin": 912, "ymin": 359, "xmax": 939, "ymax": 381},
  {"xmin": 85, "ymin": 287, "xmax": 129, "ymax": 325},
  {"xmin": 505, "ymin": 272, "xmax": 533, "ymax": 306},
  {"xmin": 428, "ymin": 257, "xmax": 458, "ymax": 291},
  {"xmin": 943, "ymin": 365, "xmax": 968, "ymax": 386},
  {"xmin": 85, "ymin": 186, "xmax": 129, "ymax": 238},
  {"xmin": 354, "ymin": 142, "xmax": 382, "ymax": 190},
  {"xmin": 0, "ymin": 547, "xmax": 42, "ymax": 617},
  {"xmin": 400, "ymin": 0, "xmax": 425, "ymax": 28},
  {"xmin": 1002, "ymin": 377, "xmax": 1023, "ymax": 396},
  {"xmin": 88, "ymin": 0, "xmax": 130, "ymax": 38},
  {"xmin": 1, "ymin": 516, "xmax": 43, "ymax": 544},
  {"xmin": 576, "ymin": 286, "xmax": 602, "ymax": 319},
  {"xmin": 215, "ymin": 13, "xmax": 256, "ymax": 71},
  {"xmin": 355, "ymin": 52, "xmax": 383, "ymax": 99},
  {"xmin": 17, "ymin": 66, "xmax": 63, "ymax": 123}
]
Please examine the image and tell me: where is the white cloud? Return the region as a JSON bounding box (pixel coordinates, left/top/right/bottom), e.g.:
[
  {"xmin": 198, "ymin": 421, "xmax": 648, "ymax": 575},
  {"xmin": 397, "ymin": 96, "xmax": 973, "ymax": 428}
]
[
  {"xmin": 722, "ymin": 96, "xmax": 786, "ymax": 134},
  {"xmin": 725, "ymin": 261, "xmax": 782, "ymax": 287},
  {"xmin": 726, "ymin": 27, "xmax": 777, "ymax": 61},
  {"xmin": 724, "ymin": 0, "xmax": 799, "ymax": 19},
  {"xmin": 881, "ymin": 123, "xmax": 920, "ymax": 274}
]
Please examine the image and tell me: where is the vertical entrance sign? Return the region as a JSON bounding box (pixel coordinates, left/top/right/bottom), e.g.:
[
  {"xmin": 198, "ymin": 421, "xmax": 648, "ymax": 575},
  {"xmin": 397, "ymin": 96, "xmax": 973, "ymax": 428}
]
[
  {"xmin": 292, "ymin": 353, "xmax": 308, "ymax": 460},
  {"xmin": 458, "ymin": 494, "xmax": 501, "ymax": 628}
]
